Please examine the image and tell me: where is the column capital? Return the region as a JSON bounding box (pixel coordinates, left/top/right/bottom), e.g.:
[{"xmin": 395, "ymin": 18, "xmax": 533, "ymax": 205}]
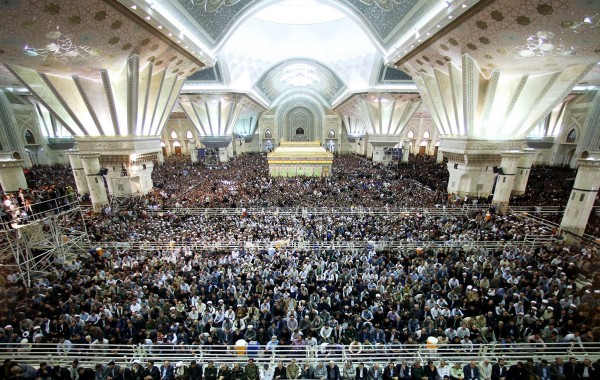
[
  {"xmin": 576, "ymin": 158, "xmax": 600, "ymax": 169},
  {"xmin": 77, "ymin": 152, "xmax": 102, "ymax": 160},
  {"xmin": 500, "ymin": 151, "xmax": 523, "ymax": 160},
  {"xmin": 521, "ymin": 148, "xmax": 537, "ymax": 156},
  {"xmin": 0, "ymin": 159, "xmax": 24, "ymax": 169}
]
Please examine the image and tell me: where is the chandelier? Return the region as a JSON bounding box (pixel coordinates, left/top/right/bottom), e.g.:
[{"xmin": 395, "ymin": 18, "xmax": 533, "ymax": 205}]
[
  {"xmin": 513, "ymin": 31, "xmax": 575, "ymax": 59},
  {"xmin": 23, "ymin": 28, "xmax": 103, "ymax": 64},
  {"xmin": 561, "ymin": 14, "xmax": 600, "ymax": 33}
]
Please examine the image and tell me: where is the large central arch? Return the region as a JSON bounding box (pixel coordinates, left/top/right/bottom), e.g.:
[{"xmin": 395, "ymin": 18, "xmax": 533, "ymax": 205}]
[{"xmin": 275, "ymin": 94, "xmax": 325, "ymax": 142}]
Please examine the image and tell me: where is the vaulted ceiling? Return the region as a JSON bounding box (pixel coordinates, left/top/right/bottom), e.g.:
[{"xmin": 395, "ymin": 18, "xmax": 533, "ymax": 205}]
[{"xmin": 0, "ymin": 0, "xmax": 598, "ymax": 118}]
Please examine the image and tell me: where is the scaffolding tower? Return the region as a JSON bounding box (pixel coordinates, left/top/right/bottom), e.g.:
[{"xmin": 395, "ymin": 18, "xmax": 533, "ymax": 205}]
[
  {"xmin": 202, "ymin": 148, "xmax": 220, "ymax": 166},
  {"xmin": 0, "ymin": 197, "xmax": 90, "ymax": 287}
]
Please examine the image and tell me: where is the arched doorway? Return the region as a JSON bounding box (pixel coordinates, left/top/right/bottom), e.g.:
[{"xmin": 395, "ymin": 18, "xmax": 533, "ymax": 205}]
[
  {"xmin": 288, "ymin": 107, "xmax": 312, "ymax": 141},
  {"xmin": 173, "ymin": 141, "xmax": 182, "ymax": 155}
]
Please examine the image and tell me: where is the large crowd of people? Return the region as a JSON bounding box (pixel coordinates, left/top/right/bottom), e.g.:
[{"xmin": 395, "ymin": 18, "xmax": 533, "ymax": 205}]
[{"xmin": 0, "ymin": 153, "xmax": 598, "ymax": 380}]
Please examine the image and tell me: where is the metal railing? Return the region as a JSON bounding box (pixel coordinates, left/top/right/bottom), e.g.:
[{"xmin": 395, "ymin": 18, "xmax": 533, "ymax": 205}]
[
  {"xmin": 1, "ymin": 193, "xmax": 81, "ymax": 229},
  {"xmin": 89, "ymin": 234, "xmax": 558, "ymax": 253},
  {"xmin": 1, "ymin": 342, "xmax": 597, "ymax": 368},
  {"xmin": 132, "ymin": 205, "xmax": 492, "ymax": 217}
]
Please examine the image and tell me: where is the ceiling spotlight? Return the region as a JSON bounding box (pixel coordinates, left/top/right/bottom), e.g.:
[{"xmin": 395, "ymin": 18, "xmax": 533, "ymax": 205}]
[
  {"xmin": 462, "ymin": 4, "xmax": 467, "ymax": 8},
  {"xmin": 448, "ymin": 15, "xmax": 453, "ymax": 19},
  {"xmin": 168, "ymin": 33, "xmax": 173, "ymax": 36},
  {"xmin": 177, "ymin": 40, "xmax": 181, "ymax": 43},
  {"xmin": 145, "ymin": 16, "xmax": 151, "ymax": 20},
  {"xmin": 427, "ymin": 32, "xmax": 431, "ymax": 36},
  {"xmin": 157, "ymin": 25, "xmax": 163, "ymax": 29},
  {"xmin": 584, "ymin": 16, "xmax": 592, "ymax": 23},
  {"xmin": 437, "ymin": 24, "xmax": 441, "ymax": 28},
  {"xmin": 131, "ymin": 5, "xmax": 137, "ymax": 9}
]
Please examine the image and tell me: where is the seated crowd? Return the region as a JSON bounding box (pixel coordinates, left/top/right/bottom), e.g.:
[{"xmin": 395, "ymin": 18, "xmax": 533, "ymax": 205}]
[
  {"xmin": 0, "ymin": 153, "xmax": 598, "ymax": 380},
  {"xmin": 1, "ymin": 354, "xmax": 599, "ymax": 380}
]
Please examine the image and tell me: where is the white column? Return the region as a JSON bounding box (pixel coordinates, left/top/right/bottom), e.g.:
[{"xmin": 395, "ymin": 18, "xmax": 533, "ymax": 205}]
[
  {"xmin": 0, "ymin": 160, "xmax": 28, "ymax": 192},
  {"xmin": 218, "ymin": 148, "xmax": 229, "ymax": 163},
  {"xmin": 492, "ymin": 151, "xmax": 522, "ymax": 214},
  {"xmin": 560, "ymin": 153, "xmax": 600, "ymax": 237},
  {"xmin": 436, "ymin": 147, "xmax": 444, "ymax": 163},
  {"xmin": 512, "ymin": 149, "xmax": 537, "ymax": 195},
  {"xmin": 68, "ymin": 151, "xmax": 89, "ymax": 195},
  {"xmin": 157, "ymin": 150, "xmax": 165, "ymax": 166},
  {"xmin": 79, "ymin": 153, "xmax": 109, "ymax": 212},
  {"xmin": 190, "ymin": 141, "xmax": 198, "ymax": 164},
  {"xmin": 372, "ymin": 146, "xmax": 386, "ymax": 163},
  {"xmin": 402, "ymin": 140, "xmax": 411, "ymax": 162},
  {"xmin": 446, "ymin": 160, "xmax": 497, "ymax": 198}
]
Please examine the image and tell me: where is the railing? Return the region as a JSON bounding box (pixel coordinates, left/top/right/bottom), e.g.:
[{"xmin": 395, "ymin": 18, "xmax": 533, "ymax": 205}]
[
  {"xmin": 0, "ymin": 193, "xmax": 81, "ymax": 229},
  {"xmin": 1, "ymin": 342, "xmax": 598, "ymax": 367},
  {"xmin": 135, "ymin": 205, "xmax": 491, "ymax": 217},
  {"xmin": 89, "ymin": 235, "xmax": 557, "ymax": 252}
]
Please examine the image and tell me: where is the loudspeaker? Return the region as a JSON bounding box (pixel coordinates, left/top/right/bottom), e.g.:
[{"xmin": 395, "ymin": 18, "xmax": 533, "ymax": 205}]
[
  {"xmin": 492, "ymin": 166, "xmax": 499, "ymax": 173},
  {"xmin": 99, "ymin": 168, "xmax": 109, "ymax": 176},
  {"xmin": 454, "ymin": 163, "xmax": 458, "ymax": 169}
]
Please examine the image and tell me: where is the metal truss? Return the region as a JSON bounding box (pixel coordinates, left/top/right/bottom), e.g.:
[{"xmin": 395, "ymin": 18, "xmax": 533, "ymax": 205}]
[
  {"xmin": 0, "ymin": 201, "xmax": 89, "ymax": 287},
  {"xmin": 202, "ymin": 148, "xmax": 220, "ymax": 166}
]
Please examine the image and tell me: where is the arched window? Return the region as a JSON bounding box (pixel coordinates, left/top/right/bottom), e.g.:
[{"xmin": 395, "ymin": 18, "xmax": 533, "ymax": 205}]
[
  {"xmin": 566, "ymin": 128, "xmax": 577, "ymax": 143},
  {"xmin": 170, "ymin": 131, "xmax": 178, "ymax": 139},
  {"xmin": 328, "ymin": 130, "xmax": 336, "ymax": 138},
  {"xmin": 160, "ymin": 141, "xmax": 166, "ymax": 147},
  {"xmin": 265, "ymin": 129, "xmax": 272, "ymax": 138},
  {"xmin": 173, "ymin": 141, "xmax": 181, "ymax": 147},
  {"xmin": 185, "ymin": 130, "xmax": 193, "ymax": 139},
  {"xmin": 25, "ymin": 130, "xmax": 36, "ymax": 144},
  {"xmin": 296, "ymin": 127, "xmax": 305, "ymax": 135},
  {"xmin": 423, "ymin": 130, "xmax": 431, "ymax": 139},
  {"xmin": 407, "ymin": 130, "xmax": 415, "ymax": 139}
]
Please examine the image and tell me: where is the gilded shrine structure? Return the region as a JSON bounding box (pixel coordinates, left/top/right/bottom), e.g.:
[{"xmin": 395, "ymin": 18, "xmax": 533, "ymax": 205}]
[{"xmin": 267, "ymin": 140, "xmax": 333, "ymax": 177}]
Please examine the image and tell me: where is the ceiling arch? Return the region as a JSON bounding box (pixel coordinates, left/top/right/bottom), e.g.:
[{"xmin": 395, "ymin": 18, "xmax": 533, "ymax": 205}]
[
  {"xmin": 255, "ymin": 59, "xmax": 346, "ymax": 105},
  {"xmin": 172, "ymin": 0, "xmax": 438, "ymax": 50}
]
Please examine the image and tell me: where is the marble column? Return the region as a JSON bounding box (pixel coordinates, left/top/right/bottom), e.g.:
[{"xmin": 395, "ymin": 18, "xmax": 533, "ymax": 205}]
[
  {"xmin": 68, "ymin": 151, "xmax": 89, "ymax": 195},
  {"xmin": 0, "ymin": 159, "xmax": 27, "ymax": 193},
  {"xmin": 560, "ymin": 152, "xmax": 600, "ymax": 237},
  {"xmin": 491, "ymin": 151, "xmax": 522, "ymax": 214},
  {"xmin": 157, "ymin": 150, "xmax": 165, "ymax": 166},
  {"xmin": 190, "ymin": 141, "xmax": 199, "ymax": 164},
  {"xmin": 218, "ymin": 148, "xmax": 229, "ymax": 163},
  {"xmin": 79, "ymin": 152, "xmax": 109, "ymax": 212},
  {"xmin": 512, "ymin": 149, "xmax": 537, "ymax": 195},
  {"xmin": 402, "ymin": 140, "xmax": 411, "ymax": 162}
]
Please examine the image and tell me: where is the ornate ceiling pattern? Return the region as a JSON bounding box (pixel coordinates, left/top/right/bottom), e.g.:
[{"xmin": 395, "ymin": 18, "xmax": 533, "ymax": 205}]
[
  {"xmin": 398, "ymin": 0, "xmax": 600, "ymax": 84},
  {"xmin": 256, "ymin": 59, "xmax": 346, "ymax": 103},
  {"xmin": 174, "ymin": 0, "xmax": 427, "ymax": 47},
  {"xmin": 0, "ymin": 0, "xmax": 203, "ymax": 87}
]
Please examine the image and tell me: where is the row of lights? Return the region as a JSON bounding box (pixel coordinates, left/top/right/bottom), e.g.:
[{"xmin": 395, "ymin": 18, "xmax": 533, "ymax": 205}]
[
  {"xmin": 129, "ymin": 2, "xmax": 208, "ymax": 65},
  {"xmin": 392, "ymin": 0, "xmax": 468, "ymax": 60}
]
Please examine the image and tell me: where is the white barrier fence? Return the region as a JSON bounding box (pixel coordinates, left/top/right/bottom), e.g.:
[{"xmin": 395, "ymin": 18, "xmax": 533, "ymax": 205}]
[
  {"xmin": 1, "ymin": 342, "xmax": 598, "ymax": 368},
  {"xmin": 88, "ymin": 235, "xmax": 558, "ymax": 253}
]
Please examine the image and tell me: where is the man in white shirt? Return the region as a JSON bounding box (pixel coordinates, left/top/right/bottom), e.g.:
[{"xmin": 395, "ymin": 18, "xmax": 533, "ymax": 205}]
[
  {"xmin": 437, "ymin": 360, "xmax": 451, "ymax": 380},
  {"xmin": 478, "ymin": 359, "xmax": 492, "ymax": 380}
]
